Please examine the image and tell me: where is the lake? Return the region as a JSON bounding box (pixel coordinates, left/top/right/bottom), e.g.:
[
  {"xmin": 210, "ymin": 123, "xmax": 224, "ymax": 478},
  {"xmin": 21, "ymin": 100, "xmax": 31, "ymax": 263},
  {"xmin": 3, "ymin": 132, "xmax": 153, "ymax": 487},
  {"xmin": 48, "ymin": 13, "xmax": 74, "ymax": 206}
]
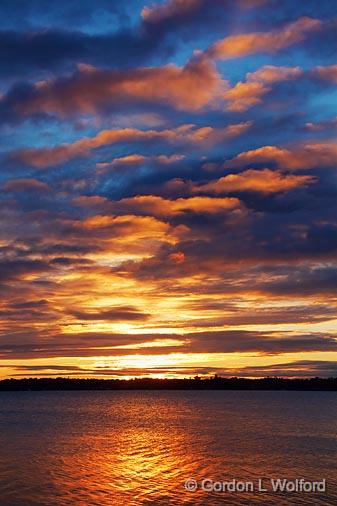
[{"xmin": 0, "ymin": 390, "xmax": 336, "ymax": 505}]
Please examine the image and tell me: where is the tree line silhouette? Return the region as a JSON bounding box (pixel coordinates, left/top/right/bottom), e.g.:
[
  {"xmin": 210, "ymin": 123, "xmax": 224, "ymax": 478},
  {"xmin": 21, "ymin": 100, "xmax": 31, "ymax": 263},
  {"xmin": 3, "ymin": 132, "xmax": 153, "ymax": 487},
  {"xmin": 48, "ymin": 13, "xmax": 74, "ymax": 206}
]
[{"xmin": 1, "ymin": 376, "xmax": 337, "ymax": 391}]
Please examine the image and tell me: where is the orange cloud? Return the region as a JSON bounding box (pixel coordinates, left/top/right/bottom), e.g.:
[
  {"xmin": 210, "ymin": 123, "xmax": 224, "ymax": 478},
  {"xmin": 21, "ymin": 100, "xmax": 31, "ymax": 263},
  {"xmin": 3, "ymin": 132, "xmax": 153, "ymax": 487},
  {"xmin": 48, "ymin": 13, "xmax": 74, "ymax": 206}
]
[
  {"xmin": 16, "ymin": 121, "xmax": 251, "ymax": 168},
  {"xmin": 207, "ymin": 17, "xmax": 322, "ymax": 60},
  {"xmin": 223, "ymin": 65, "xmax": 302, "ymax": 111},
  {"xmin": 226, "ymin": 141, "xmax": 337, "ymax": 170},
  {"xmin": 142, "ymin": 0, "xmax": 266, "ymax": 24},
  {"xmin": 60, "ymin": 213, "xmax": 186, "ymax": 254},
  {"xmin": 197, "ymin": 168, "xmax": 316, "ymax": 194},
  {"xmin": 18, "ymin": 55, "xmax": 227, "ymax": 118},
  {"xmin": 247, "ymin": 65, "xmax": 303, "ymax": 84},
  {"xmin": 224, "ymin": 81, "xmax": 266, "ymax": 112},
  {"xmin": 79, "ymin": 214, "xmax": 170, "ymax": 236},
  {"xmin": 313, "ymin": 65, "xmax": 337, "ymax": 84},
  {"xmin": 169, "ymin": 251, "xmax": 185, "ymax": 263},
  {"xmin": 142, "ymin": 0, "xmax": 200, "ymax": 23},
  {"xmin": 73, "ymin": 194, "xmax": 243, "ymax": 220},
  {"xmin": 96, "ymin": 153, "xmax": 185, "ymax": 170},
  {"xmin": 115, "ymin": 195, "xmax": 242, "ymax": 217}
]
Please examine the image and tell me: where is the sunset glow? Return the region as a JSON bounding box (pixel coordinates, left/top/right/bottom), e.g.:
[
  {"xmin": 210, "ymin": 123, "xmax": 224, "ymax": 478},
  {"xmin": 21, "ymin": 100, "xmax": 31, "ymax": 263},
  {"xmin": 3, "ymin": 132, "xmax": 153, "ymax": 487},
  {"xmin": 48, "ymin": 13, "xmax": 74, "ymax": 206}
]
[{"xmin": 0, "ymin": 0, "xmax": 336, "ymax": 379}]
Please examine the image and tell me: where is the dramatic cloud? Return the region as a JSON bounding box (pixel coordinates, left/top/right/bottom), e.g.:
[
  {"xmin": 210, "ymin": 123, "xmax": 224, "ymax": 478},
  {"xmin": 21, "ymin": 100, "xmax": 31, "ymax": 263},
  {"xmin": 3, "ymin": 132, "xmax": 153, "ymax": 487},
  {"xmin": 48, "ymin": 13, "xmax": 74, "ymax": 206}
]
[
  {"xmin": 0, "ymin": 0, "xmax": 271, "ymax": 81},
  {"xmin": 223, "ymin": 65, "xmax": 303, "ymax": 111},
  {"xmin": 195, "ymin": 168, "xmax": 316, "ymax": 194},
  {"xmin": 226, "ymin": 140, "xmax": 337, "ymax": 169},
  {"xmin": 207, "ymin": 17, "xmax": 322, "ymax": 59},
  {"xmin": 142, "ymin": 0, "xmax": 266, "ymax": 27},
  {"xmin": 3, "ymin": 55, "xmax": 226, "ymax": 120},
  {"xmin": 142, "ymin": 0, "xmax": 202, "ymax": 24},
  {"xmin": 96, "ymin": 154, "xmax": 185, "ymax": 170},
  {"xmin": 68, "ymin": 306, "xmax": 150, "ymax": 322},
  {"xmin": 113, "ymin": 194, "xmax": 242, "ymax": 216},
  {"xmin": 15, "ymin": 121, "xmax": 251, "ymax": 168},
  {"xmin": 215, "ymin": 361, "xmax": 337, "ymax": 378}
]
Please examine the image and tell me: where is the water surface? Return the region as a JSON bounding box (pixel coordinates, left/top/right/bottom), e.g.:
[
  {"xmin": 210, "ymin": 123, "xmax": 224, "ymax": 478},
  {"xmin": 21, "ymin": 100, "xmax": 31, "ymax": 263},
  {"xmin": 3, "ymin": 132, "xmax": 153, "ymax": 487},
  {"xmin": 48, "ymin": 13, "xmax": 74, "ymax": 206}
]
[{"xmin": 0, "ymin": 390, "xmax": 336, "ymax": 505}]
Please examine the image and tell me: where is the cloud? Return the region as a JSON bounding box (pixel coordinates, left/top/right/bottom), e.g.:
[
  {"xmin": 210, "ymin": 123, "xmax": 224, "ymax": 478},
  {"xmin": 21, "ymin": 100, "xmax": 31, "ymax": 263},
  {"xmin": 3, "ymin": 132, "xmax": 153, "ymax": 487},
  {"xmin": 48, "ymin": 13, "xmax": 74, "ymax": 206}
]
[
  {"xmin": 313, "ymin": 64, "xmax": 337, "ymax": 83},
  {"xmin": 0, "ymin": 30, "xmax": 143, "ymax": 77},
  {"xmin": 206, "ymin": 17, "xmax": 322, "ymax": 59},
  {"xmin": 111, "ymin": 195, "xmax": 242, "ymax": 217},
  {"xmin": 0, "ymin": 259, "xmax": 52, "ymax": 283},
  {"xmin": 3, "ymin": 178, "xmax": 50, "ymax": 193},
  {"xmin": 234, "ymin": 360, "xmax": 337, "ymax": 378},
  {"xmin": 4, "ymin": 54, "xmax": 226, "ymax": 120},
  {"xmin": 96, "ymin": 153, "xmax": 185, "ymax": 170},
  {"xmin": 182, "ymin": 331, "xmax": 337, "ymax": 355},
  {"xmin": 218, "ymin": 360, "xmax": 337, "ymax": 378},
  {"xmin": 69, "ymin": 306, "xmax": 149, "ymax": 322},
  {"xmin": 0, "ymin": 0, "xmax": 269, "ymax": 81},
  {"xmin": 14, "ymin": 121, "xmax": 251, "ymax": 168},
  {"xmin": 304, "ymin": 117, "xmax": 337, "ymax": 132},
  {"xmin": 142, "ymin": 0, "xmax": 265, "ymax": 27},
  {"xmin": 226, "ymin": 140, "xmax": 337, "ymax": 170},
  {"xmin": 195, "ymin": 168, "xmax": 316, "ymax": 194},
  {"xmin": 0, "ymin": 328, "xmax": 336, "ymax": 360},
  {"xmin": 1, "ymin": 55, "xmax": 318, "ymax": 124},
  {"xmin": 142, "ymin": 0, "xmax": 201, "ymax": 24},
  {"xmin": 259, "ymin": 265, "xmax": 337, "ymax": 297},
  {"xmin": 4, "ymin": 359, "xmax": 337, "ymax": 378},
  {"xmin": 184, "ymin": 301, "xmax": 337, "ymax": 326},
  {"xmin": 66, "ymin": 213, "xmax": 174, "ymax": 239},
  {"xmin": 223, "ymin": 65, "xmax": 303, "ymax": 111}
]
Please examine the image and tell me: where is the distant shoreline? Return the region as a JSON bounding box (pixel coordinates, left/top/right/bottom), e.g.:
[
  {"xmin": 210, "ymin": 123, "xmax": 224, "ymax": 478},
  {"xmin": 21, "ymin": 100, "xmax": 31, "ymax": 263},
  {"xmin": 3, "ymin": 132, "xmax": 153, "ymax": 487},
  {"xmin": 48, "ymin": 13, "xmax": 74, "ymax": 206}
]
[{"xmin": 1, "ymin": 377, "xmax": 337, "ymax": 391}]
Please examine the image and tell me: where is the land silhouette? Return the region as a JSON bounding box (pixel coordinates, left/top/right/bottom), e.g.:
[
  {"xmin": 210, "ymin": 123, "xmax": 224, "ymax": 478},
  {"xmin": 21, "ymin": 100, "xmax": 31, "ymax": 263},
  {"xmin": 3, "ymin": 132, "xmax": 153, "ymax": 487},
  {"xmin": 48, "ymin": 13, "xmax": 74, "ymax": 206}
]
[{"xmin": 1, "ymin": 376, "xmax": 337, "ymax": 391}]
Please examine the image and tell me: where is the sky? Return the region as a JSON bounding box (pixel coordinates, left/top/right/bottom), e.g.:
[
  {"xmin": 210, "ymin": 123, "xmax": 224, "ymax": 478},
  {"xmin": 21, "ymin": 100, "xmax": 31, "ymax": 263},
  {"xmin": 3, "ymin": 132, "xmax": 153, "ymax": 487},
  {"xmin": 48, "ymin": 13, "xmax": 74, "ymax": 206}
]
[{"xmin": 0, "ymin": 0, "xmax": 336, "ymax": 379}]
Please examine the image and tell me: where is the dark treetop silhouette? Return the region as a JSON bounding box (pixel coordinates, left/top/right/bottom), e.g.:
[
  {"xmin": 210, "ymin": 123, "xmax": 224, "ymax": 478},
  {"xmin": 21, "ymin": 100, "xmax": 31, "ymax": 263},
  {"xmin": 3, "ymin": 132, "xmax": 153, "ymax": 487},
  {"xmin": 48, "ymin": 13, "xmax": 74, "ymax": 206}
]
[{"xmin": 1, "ymin": 376, "xmax": 337, "ymax": 391}]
